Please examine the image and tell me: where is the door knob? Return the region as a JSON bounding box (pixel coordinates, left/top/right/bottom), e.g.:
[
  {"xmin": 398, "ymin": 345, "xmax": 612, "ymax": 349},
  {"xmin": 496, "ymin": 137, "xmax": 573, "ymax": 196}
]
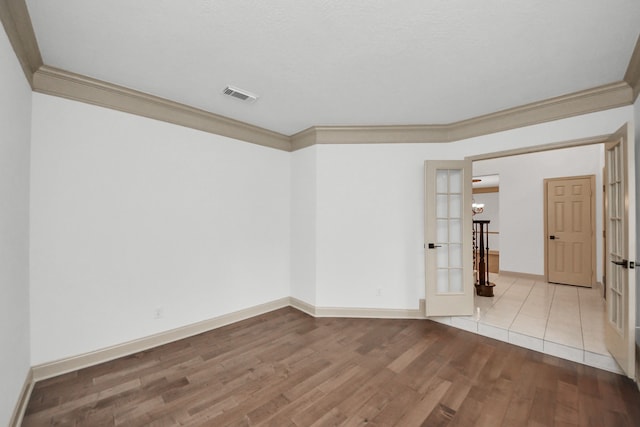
[
  {"xmin": 427, "ymin": 243, "xmax": 442, "ymax": 249},
  {"xmin": 549, "ymin": 235, "xmax": 558, "ymax": 240},
  {"xmin": 611, "ymin": 259, "xmax": 629, "ymax": 269}
]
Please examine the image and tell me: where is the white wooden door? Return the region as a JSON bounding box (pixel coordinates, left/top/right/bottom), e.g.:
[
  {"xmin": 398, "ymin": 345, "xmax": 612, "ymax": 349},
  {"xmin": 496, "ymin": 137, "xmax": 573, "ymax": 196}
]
[
  {"xmin": 604, "ymin": 124, "xmax": 636, "ymax": 379},
  {"xmin": 425, "ymin": 160, "xmax": 473, "ymax": 316}
]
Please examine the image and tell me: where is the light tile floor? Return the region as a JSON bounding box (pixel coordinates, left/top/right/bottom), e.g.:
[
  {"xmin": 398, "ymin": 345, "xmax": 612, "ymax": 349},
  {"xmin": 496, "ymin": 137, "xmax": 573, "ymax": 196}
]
[{"xmin": 431, "ymin": 274, "xmax": 622, "ymax": 374}]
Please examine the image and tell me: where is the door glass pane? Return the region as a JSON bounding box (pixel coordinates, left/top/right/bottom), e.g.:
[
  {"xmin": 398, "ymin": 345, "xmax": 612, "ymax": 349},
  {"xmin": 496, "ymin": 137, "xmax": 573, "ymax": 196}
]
[
  {"xmin": 437, "ymin": 269, "xmax": 449, "ymax": 293},
  {"xmin": 437, "ymin": 219, "xmax": 448, "ymax": 242},
  {"xmin": 449, "ymin": 170, "xmax": 462, "ymax": 193},
  {"xmin": 449, "ymin": 194, "xmax": 461, "ymax": 218},
  {"xmin": 449, "ymin": 269, "xmax": 463, "ymax": 293},
  {"xmin": 610, "ymin": 295, "xmax": 617, "ymax": 322},
  {"xmin": 437, "ymin": 246, "xmax": 448, "ymax": 268},
  {"xmin": 449, "ymin": 244, "xmax": 462, "ymax": 268},
  {"xmin": 436, "ymin": 170, "xmax": 448, "ymax": 193},
  {"xmin": 449, "ymin": 219, "xmax": 461, "ymax": 243},
  {"xmin": 436, "ymin": 195, "xmax": 448, "ymax": 218}
]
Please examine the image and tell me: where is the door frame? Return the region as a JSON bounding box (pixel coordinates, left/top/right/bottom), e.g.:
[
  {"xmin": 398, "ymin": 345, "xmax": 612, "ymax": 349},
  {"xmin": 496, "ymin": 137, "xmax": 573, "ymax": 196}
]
[
  {"xmin": 543, "ymin": 175, "xmax": 596, "ymax": 287},
  {"xmin": 468, "ymin": 129, "xmax": 636, "ymax": 380},
  {"xmin": 469, "ymin": 134, "xmax": 610, "ymax": 280}
]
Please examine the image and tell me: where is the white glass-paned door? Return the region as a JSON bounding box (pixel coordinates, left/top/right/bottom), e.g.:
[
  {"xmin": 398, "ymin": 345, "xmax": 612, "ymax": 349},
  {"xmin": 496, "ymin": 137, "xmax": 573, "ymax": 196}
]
[
  {"xmin": 425, "ymin": 160, "xmax": 473, "ymax": 317},
  {"xmin": 604, "ymin": 124, "xmax": 636, "ymax": 380}
]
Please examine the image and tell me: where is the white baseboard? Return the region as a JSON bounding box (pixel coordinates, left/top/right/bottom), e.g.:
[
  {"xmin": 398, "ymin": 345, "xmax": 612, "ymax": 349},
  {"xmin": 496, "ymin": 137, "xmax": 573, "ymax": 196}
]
[
  {"xmin": 32, "ymin": 297, "xmax": 290, "ymax": 381},
  {"xmin": 289, "ymin": 297, "xmax": 425, "ymax": 319},
  {"xmin": 288, "ymin": 297, "xmax": 317, "ymax": 316},
  {"xmin": 9, "ymin": 368, "xmax": 33, "ymax": 427},
  {"xmin": 314, "ymin": 306, "xmax": 424, "ymax": 319},
  {"xmin": 499, "ymin": 270, "xmax": 546, "ymax": 282}
]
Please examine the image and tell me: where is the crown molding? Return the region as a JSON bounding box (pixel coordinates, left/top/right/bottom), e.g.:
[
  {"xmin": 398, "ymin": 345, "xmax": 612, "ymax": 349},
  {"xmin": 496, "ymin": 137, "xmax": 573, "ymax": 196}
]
[
  {"xmin": 624, "ymin": 35, "xmax": 640, "ymax": 101},
  {"xmin": 290, "ymin": 127, "xmax": 317, "ymax": 151},
  {"xmin": 32, "ymin": 65, "xmax": 292, "ymax": 152},
  {"xmin": 448, "ymin": 81, "xmax": 633, "ymax": 142},
  {"xmin": 32, "ymin": 63, "xmax": 632, "ymax": 153},
  {"xmin": 290, "ymin": 82, "xmax": 632, "ymax": 150},
  {"xmin": 3, "ymin": 0, "xmax": 638, "ymax": 152},
  {"xmin": 291, "ymin": 124, "xmax": 449, "ymax": 149},
  {"xmin": 295, "ymin": 124, "xmax": 442, "ymax": 148},
  {"xmin": 0, "ymin": 0, "xmax": 42, "ymax": 87},
  {"xmin": 29, "ymin": 65, "xmax": 635, "ymax": 153},
  {"xmin": 317, "ymin": 124, "xmax": 449, "ymax": 145}
]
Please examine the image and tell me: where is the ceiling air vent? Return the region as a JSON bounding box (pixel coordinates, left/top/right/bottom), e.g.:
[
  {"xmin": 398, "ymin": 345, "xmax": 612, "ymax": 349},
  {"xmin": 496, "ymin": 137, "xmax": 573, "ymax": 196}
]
[{"xmin": 223, "ymin": 85, "xmax": 258, "ymax": 103}]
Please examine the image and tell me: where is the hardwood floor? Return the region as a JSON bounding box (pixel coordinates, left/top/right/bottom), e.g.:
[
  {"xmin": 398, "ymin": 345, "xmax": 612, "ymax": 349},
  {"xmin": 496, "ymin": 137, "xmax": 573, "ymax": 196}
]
[{"xmin": 23, "ymin": 307, "xmax": 640, "ymax": 426}]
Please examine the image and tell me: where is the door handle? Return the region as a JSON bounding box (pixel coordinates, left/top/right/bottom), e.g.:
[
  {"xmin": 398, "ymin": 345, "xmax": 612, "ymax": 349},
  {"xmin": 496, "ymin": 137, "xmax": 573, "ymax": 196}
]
[
  {"xmin": 549, "ymin": 235, "xmax": 558, "ymax": 240},
  {"xmin": 611, "ymin": 259, "xmax": 629, "ymax": 269},
  {"xmin": 427, "ymin": 243, "xmax": 442, "ymax": 249}
]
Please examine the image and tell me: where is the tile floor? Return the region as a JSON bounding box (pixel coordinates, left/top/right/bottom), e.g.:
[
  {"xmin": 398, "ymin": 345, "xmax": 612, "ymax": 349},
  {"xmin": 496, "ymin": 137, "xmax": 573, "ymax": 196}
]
[{"xmin": 431, "ymin": 273, "xmax": 622, "ymax": 374}]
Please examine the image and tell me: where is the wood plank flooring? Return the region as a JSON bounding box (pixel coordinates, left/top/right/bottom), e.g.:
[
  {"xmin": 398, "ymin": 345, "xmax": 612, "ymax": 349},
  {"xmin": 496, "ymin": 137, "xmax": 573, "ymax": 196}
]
[{"xmin": 23, "ymin": 307, "xmax": 640, "ymax": 426}]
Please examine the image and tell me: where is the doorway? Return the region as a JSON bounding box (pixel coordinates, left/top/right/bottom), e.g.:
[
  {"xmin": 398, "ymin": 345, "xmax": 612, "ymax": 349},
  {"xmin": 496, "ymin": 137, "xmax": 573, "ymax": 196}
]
[
  {"xmin": 456, "ymin": 130, "xmax": 636, "ymax": 378},
  {"xmin": 471, "ymin": 143, "xmax": 605, "ymax": 285},
  {"xmin": 454, "ymin": 138, "xmax": 621, "ymax": 373}
]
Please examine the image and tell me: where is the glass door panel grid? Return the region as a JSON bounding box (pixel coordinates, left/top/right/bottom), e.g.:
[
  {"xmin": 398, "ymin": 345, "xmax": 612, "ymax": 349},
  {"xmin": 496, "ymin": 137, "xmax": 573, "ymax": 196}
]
[
  {"xmin": 435, "ymin": 169, "xmax": 463, "ymax": 294},
  {"xmin": 607, "ymin": 144, "xmax": 623, "ymax": 331}
]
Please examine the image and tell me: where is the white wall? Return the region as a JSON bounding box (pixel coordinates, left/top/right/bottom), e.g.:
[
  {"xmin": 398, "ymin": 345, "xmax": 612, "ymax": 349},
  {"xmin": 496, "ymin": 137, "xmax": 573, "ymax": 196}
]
[
  {"xmin": 307, "ymin": 107, "xmax": 633, "ymax": 310},
  {"xmin": 25, "ymin": 95, "xmax": 636, "ymax": 367},
  {"xmin": 29, "ymin": 94, "xmax": 290, "ymax": 365},
  {"xmin": 0, "ymin": 27, "xmax": 32, "ymax": 426},
  {"xmin": 290, "ymin": 146, "xmax": 317, "ymax": 304},
  {"xmin": 315, "ymin": 143, "xmax": 459, "ymax": 309},
  {"xmin": 473, "ymin": 145, "xmax": 604, "ymax": 279}
]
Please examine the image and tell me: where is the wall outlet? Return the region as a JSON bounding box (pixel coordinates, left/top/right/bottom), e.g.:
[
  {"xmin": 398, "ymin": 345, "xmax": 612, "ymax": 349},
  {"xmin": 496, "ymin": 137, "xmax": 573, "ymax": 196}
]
[
  {"xmin": 154, "ymin": 307, "xmax": 164, "ymax": 319},
  {"xmin": 376, "ymin": 288, "xmax": 382, "ymax": 296}
]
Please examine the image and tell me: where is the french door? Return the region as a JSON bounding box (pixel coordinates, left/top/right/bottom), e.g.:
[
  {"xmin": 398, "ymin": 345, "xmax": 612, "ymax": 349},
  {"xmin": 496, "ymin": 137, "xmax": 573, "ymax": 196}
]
[
  {"xmin": 604, "ymin": 124, "xmax": 636, "ymax": 379},
  {"xmin": 424, "ymin": 160, "xmax": 474, "ymax": 316}
]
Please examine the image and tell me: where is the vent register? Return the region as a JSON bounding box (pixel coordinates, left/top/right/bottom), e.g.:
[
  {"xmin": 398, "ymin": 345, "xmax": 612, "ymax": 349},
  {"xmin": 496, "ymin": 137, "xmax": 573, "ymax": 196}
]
[{"xmin": 223, "ymin": 85, "xmax": 258, "ymax": 103}]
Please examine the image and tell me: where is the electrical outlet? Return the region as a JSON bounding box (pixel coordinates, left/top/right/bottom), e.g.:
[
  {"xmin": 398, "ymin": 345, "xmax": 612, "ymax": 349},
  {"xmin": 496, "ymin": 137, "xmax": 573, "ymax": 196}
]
[
  {"xmin": 376, "ymin": 288, "xmax": 382, "ymax": 296},
  {"xmin": 154, "ymin": 307, "xmax": 164, "ymax": 319}
]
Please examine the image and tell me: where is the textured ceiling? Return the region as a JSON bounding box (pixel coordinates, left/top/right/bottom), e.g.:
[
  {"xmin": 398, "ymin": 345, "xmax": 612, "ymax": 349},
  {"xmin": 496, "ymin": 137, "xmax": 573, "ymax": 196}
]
[{"xmin": 25, "ymin": 0, "xmax": 640, "ymax": 135}]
